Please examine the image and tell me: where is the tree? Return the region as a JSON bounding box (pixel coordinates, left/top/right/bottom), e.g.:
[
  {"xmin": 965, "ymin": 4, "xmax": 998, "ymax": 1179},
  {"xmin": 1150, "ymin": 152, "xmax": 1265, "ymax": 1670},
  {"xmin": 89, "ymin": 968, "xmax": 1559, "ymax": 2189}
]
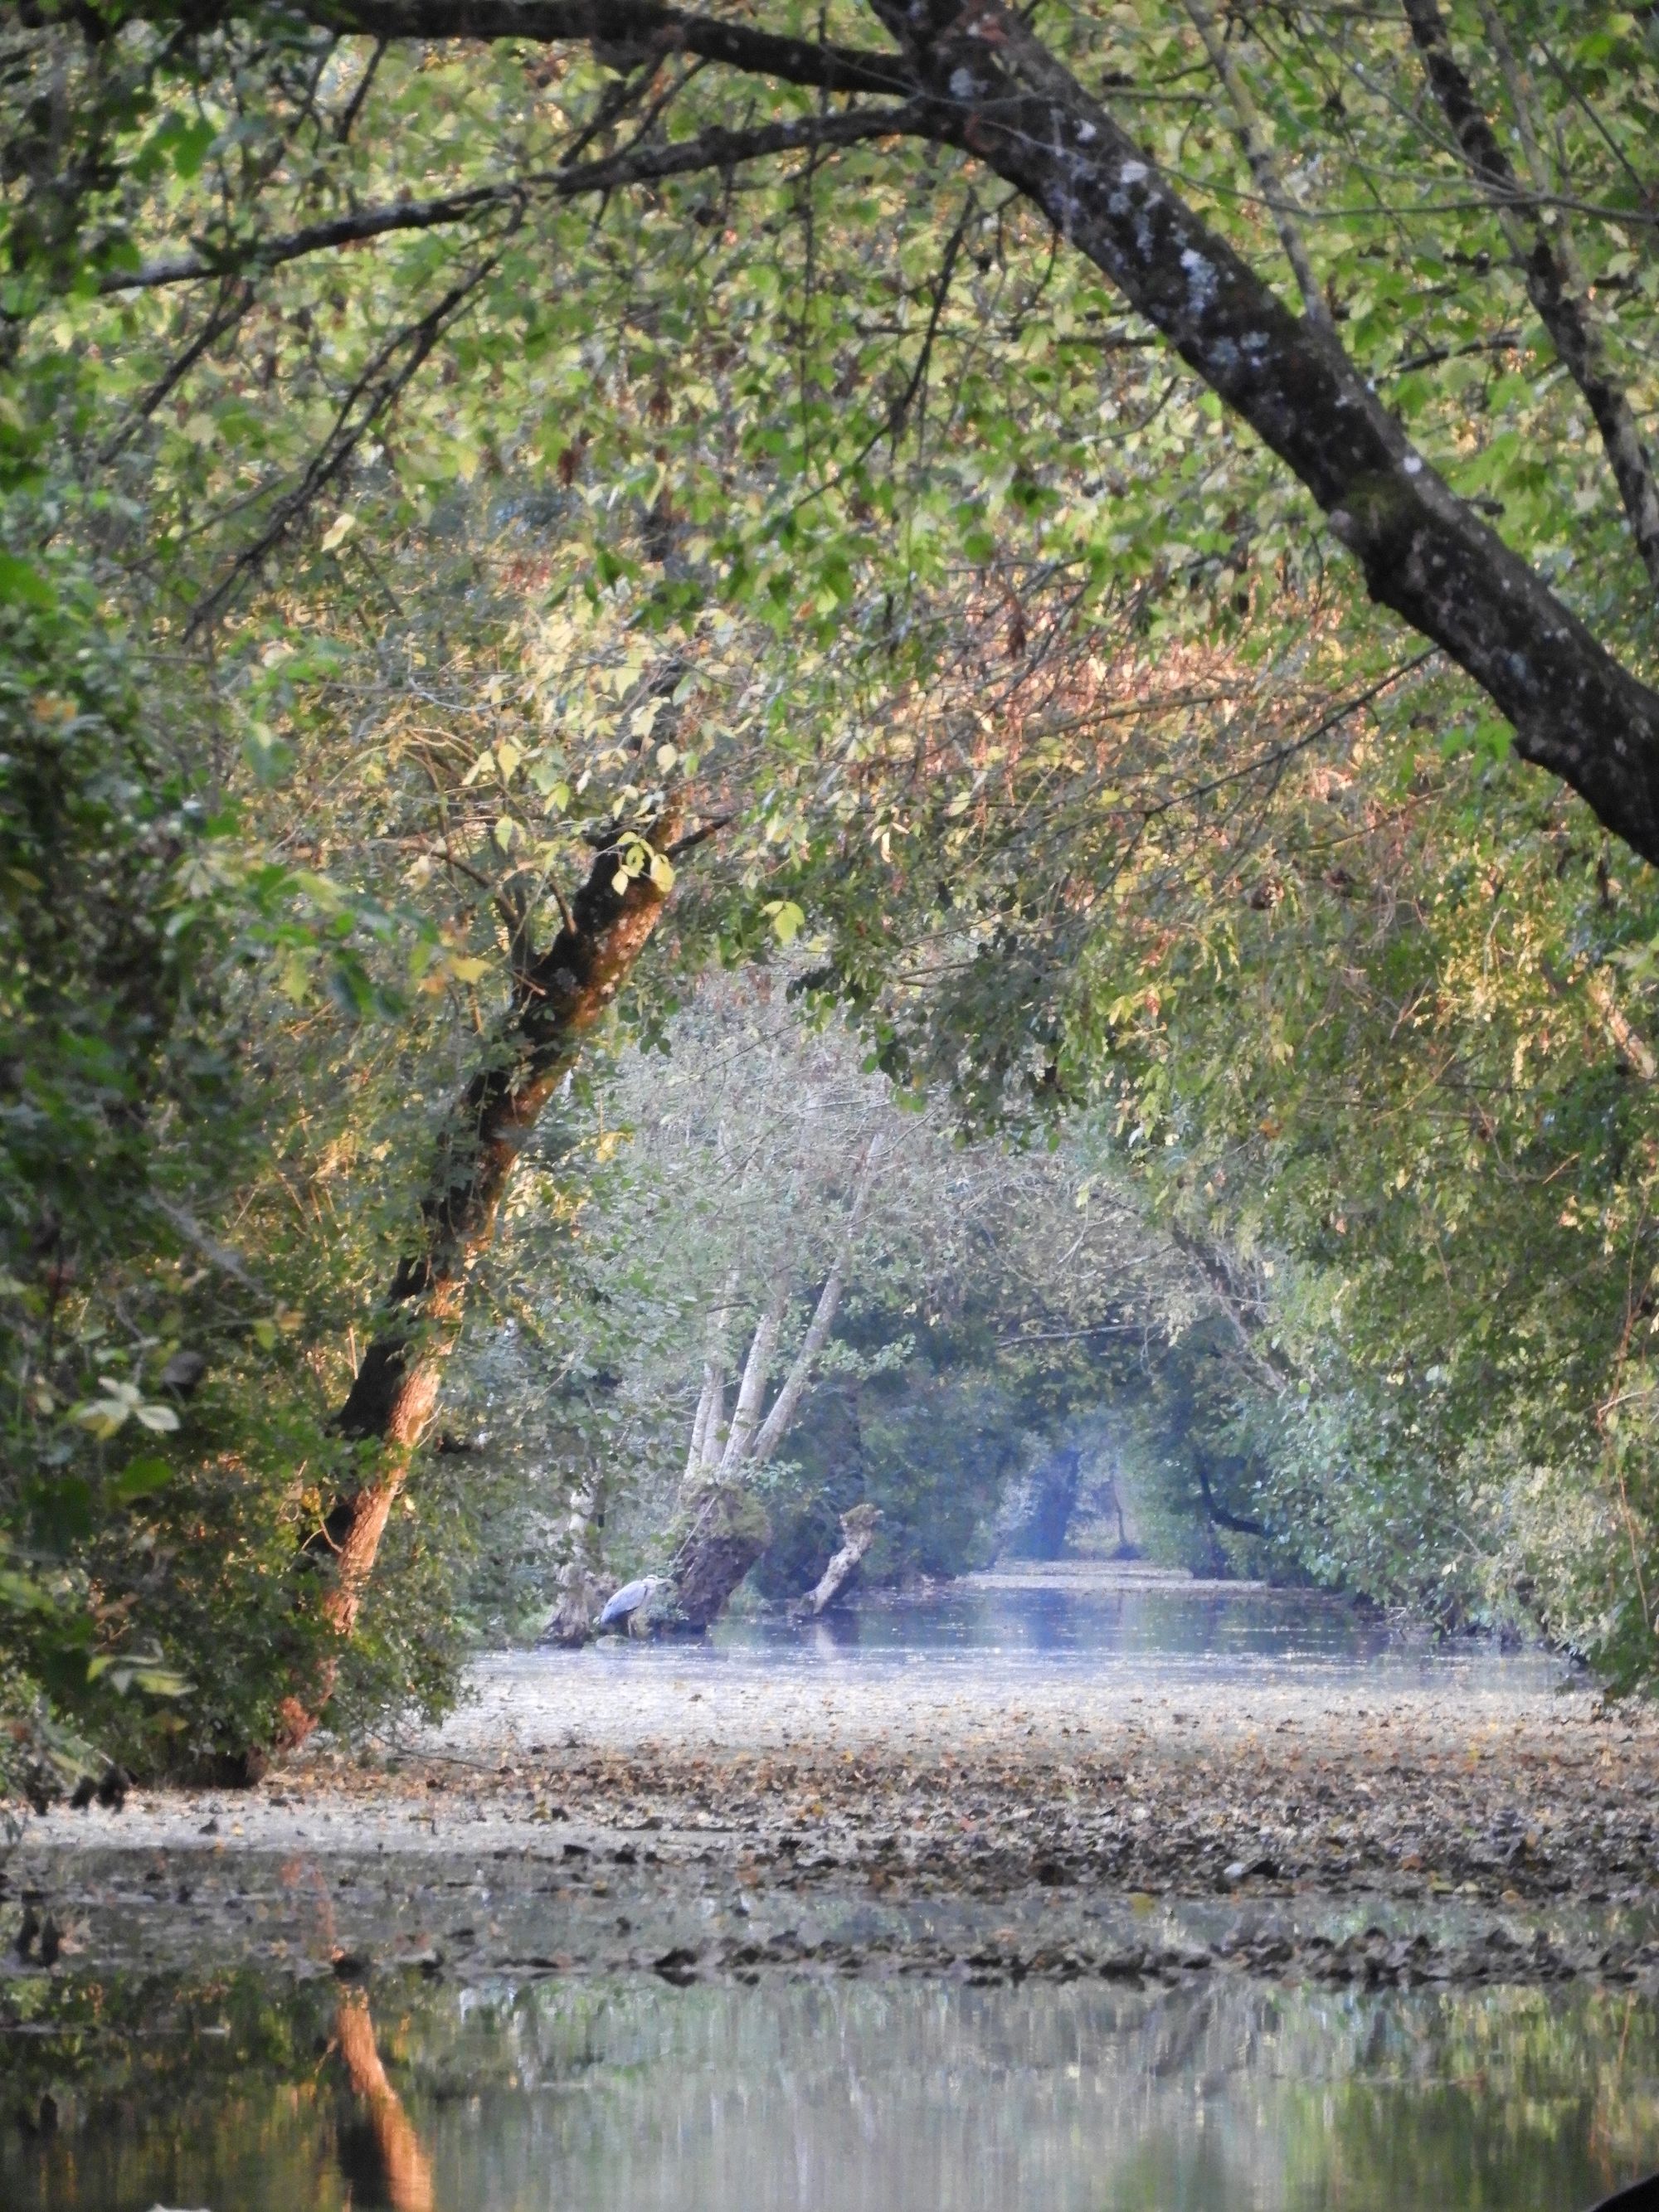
[
  {"xmin": 14, "ymin": 1, "xmax": 1659, "ymax": 858},
  {"xmin": 450, "ymin": 969, "xmax": 1222, "ymax": 1631},
  {"xmin": 280, "ymin": 802, "xmax": 692, "ymax": 1735},
  {"xmin": 12, "ymin": 0, "xmax": 1659, "ymax": 1761}
]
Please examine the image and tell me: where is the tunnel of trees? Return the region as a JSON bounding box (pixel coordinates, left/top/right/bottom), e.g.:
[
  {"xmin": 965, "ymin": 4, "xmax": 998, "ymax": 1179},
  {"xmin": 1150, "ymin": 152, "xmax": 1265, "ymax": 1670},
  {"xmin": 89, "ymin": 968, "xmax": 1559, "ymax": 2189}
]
[{"xmin": 5, "ymin": 0, "xmax": 1659, "ymax": 1793}]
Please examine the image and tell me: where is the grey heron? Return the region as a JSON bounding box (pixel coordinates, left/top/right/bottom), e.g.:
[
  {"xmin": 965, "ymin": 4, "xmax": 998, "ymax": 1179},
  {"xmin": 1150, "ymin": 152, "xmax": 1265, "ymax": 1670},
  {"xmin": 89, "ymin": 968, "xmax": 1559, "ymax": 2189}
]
[{"xmin": 596, "ymin": 1574, "xmax": 666, "ymax": 1633}]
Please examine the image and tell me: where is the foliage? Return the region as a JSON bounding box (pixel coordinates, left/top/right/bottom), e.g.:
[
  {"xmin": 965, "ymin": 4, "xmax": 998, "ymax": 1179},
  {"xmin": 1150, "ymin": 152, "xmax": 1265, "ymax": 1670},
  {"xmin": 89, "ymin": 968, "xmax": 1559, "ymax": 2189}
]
[
  {"xmin": 3, "ymin": 0, "xmax": 1659, "ymax": 1785},
  {"xmin": 440, "ymin": 974, "xmax": 1209, "ymax": 1622}
]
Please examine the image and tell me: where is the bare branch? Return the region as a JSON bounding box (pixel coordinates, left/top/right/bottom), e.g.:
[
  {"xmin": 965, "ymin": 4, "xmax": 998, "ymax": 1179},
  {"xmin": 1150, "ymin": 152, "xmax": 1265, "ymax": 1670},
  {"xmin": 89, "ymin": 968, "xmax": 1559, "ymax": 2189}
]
[
  {"xmin": 207, "ymin": 0, "xmax": 912, "ymax": 98},
  {"xmin": 96, "ymin": 277, "xmax": 255, "ymax": 461},
  {"xmin": 1180, "ymin": 0, "xmax": 1331, "ymax": 328}
]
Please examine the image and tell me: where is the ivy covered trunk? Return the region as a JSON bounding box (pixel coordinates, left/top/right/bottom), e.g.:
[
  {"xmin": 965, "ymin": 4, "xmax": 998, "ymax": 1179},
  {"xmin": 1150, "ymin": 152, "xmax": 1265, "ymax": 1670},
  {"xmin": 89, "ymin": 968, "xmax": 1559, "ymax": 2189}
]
[{"xmin": 664, "ymin": 1484, "xmax": 774, "ymax": 1631}]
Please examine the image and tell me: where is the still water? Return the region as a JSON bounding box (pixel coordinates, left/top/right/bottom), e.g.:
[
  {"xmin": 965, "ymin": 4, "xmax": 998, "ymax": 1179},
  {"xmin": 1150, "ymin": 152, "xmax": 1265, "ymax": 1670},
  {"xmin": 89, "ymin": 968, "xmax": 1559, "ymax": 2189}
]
[
  {"xmin": 4, "ymin": 1574, "xmax": 1652, "ymax": 2211},
  {"xmin": 4, "ymin": 1969, "xmax": 1659, "ymax": 2210},
  {"xmin": 611, "ymin": 1563, "xmax": 1568, "ymax": 1691}
]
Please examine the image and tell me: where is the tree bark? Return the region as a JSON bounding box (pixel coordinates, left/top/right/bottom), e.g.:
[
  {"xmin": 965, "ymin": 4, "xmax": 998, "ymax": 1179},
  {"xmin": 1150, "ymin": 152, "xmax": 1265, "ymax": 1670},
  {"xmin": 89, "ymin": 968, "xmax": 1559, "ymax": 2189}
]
[
  {"xmin": 284, "ymin": 810, "xmax": 684, "ymax": 1733},
  {"xmin": 541, "ymin": 1466, "xmax": 609, "ymax": 1646},
  {"xmin": 716, "ymin": 1277, "xmax": 787, "ymax": 1477},
  {"xmin": 685, "ymin": 1362, "xmax": 720, "ymax": 1482},
  {"xmin": 664, "ymin": 1481, "xmax": 772, "ymax": 1630},
  {"xmin": 682, "ymin": 1266, "xmax": 740, "ymax": 1490}
]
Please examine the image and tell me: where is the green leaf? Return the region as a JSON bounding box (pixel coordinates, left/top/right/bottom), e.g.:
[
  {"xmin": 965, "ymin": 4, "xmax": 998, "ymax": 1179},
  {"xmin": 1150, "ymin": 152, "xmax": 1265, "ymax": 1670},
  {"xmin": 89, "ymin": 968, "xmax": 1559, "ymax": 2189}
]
[
  {"xmin": 0, "ymin": 552, "xmax": 56, "ymax": 609},
  {"xmin": 171, "ymin": 116, "xmax": 217, "ymax": 181},
  {"xmin": 112, "ymin": 1455, "xmax": 173, "ymax": 1503}
]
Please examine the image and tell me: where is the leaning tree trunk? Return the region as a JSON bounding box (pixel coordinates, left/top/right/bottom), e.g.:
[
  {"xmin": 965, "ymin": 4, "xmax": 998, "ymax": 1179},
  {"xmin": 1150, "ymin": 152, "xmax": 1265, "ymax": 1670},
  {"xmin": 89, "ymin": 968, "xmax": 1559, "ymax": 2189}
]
[
  {"xmin": 664, "ymin": 1133, "xmax": 883, "ymax": 1629},
  {"xmin": 664, "ymin": 1481, "xmax": 775, "ymax": 1631},
  {"xmin": 280, "ymin": 812, "xmax": 684, "ymax": 1740}
]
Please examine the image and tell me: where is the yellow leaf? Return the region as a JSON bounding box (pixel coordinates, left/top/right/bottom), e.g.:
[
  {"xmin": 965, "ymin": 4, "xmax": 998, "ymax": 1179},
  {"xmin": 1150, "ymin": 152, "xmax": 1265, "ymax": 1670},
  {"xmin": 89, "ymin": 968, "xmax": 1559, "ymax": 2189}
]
[{"xmin": 320, "ymin": 512, "xmax": 356, "ymax": 552}]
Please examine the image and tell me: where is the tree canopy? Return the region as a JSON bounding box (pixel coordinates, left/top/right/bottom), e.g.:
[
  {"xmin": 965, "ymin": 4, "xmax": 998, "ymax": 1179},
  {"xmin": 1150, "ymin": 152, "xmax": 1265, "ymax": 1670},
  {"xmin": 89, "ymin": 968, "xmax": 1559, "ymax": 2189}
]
[{"xmin": 6, "ymin": 0, "xmax": 1659, "ymax": 1793}]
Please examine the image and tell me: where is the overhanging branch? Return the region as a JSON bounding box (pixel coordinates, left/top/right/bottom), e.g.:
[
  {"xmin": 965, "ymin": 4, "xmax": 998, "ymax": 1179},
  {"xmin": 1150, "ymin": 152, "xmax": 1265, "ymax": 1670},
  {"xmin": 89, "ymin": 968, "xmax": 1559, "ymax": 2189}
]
[
  {"xmin": 276, "ymin": 0, "xmax": 912, "ymax": 96},
  {"xmin": 107, "ymin": 104, "xmax": 928, "ymax": 294}
]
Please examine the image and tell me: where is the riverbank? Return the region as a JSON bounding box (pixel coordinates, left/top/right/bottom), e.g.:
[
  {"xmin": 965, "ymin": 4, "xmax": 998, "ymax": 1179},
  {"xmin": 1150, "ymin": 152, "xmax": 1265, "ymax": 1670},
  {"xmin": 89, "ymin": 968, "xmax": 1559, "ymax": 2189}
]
[{"xmin": 7, "ymin": 1588, "xmax": 1659, "ymax": 1994}]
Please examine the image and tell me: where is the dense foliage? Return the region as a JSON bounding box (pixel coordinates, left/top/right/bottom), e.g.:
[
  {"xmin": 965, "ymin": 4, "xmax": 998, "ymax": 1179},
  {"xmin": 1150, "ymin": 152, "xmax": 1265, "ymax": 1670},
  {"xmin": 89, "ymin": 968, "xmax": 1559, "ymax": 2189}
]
[{"xmin": 5, "ymin": 0, "xmax": 1659, "ymax": 1799}]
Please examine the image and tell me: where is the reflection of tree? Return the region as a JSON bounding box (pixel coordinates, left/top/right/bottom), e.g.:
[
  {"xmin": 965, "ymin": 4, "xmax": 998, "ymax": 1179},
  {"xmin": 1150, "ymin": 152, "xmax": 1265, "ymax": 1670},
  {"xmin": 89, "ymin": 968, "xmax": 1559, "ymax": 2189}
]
[{"xmin": 334, "ymin": 1987, "xmax": 435, "ymax": 2212}]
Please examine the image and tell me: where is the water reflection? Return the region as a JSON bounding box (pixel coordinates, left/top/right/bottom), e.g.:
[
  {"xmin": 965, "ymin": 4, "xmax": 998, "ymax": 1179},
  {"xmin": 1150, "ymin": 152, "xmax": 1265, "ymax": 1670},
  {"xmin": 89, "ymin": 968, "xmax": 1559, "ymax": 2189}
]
[
  {"xmin": 335, "ymin": 1986, "xmax": 435, "ymax": 2212},
  {"xmin": 5, "ymin": 1970, "xmax": 1657, "ymax": 2211}
]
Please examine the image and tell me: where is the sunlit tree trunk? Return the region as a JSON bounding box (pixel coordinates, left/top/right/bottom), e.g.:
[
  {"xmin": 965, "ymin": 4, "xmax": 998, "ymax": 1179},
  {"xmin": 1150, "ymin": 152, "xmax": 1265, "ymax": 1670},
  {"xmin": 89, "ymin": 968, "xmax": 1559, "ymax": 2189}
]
[{"xmin": 279, "ymin": 811, "xmax": 685, "ymax": 1741}]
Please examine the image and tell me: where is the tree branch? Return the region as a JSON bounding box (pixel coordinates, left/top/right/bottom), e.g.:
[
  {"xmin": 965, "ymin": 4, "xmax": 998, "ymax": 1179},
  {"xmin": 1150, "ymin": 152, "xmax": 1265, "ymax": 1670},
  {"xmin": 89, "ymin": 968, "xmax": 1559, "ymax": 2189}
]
[
  {"xmin": 251, "ymin": 0, "xmax": 913, "ymax": 97},
  {"xmin": 105, "ymin": 105, "xmax": 927, "ymax": 294},
  {"xmin": 748, "ymin": 1130, "xmax": 882, "ymax": 1465},
  {"xmin": 105, "ymin": 0, "xmax": 1659, "ymax": 865},
  {"xmin": 97, "ymin": 278, "xmax": 255, "ymax": 458},
  {"xmin": 182, "ymin": 245, "xmax": 504, "ymax": 635},
  {"xmin": 864, "ymin": 0, "xmax": 1659, "ymax": 865},
  {"xmin": 1195, "ymin": 1455, "xmax": 1268, "ymax": 1539},
  {"xmin": 1402, "ymin": 0, "xmax": 1659, "ymax": 599},
  {"xmin": 1180, "ymin": 0, "xmax": 1331, "ymax": 328}
]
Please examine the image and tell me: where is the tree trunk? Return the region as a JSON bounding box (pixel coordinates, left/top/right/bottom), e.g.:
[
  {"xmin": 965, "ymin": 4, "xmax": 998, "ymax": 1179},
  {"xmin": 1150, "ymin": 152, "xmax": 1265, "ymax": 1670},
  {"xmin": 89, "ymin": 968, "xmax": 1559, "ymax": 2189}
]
[
  {"xmin": 540, "ymin": 1466, "xmax": 608, "ymax": 1646},
  {"xmin": 716, "ymin": 1277, "xmax": 786, "ymax": 1476},
  {"xmin": 683, "ymin": 1266, "xmax": 738, "ymax": 1488},
  {"xmin": 685, "ymin": 1362, "xmax": 720, "ymax": 1483},
  {"xmin": 282, "ymin": 809, "xmax": 686, "ymax": 1738},
  {"xmin": 666, "ymin": 1134, "xmax": 882, "ymax": 1626},
  {"xmin": 1000, "ymin": 1445, "xmax": 1082, "ymax": 1561},
  {"xmin": 747, "ymin": 1136, "xmax": 879, "ymax": 1465},
  {"xmin": 664, "ymin": 1482, "xmax": 772, "ymax": 1631},
  {"xmin": 797, "ymin": 1502, "xmax": 881, "ymax": 1616}
]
